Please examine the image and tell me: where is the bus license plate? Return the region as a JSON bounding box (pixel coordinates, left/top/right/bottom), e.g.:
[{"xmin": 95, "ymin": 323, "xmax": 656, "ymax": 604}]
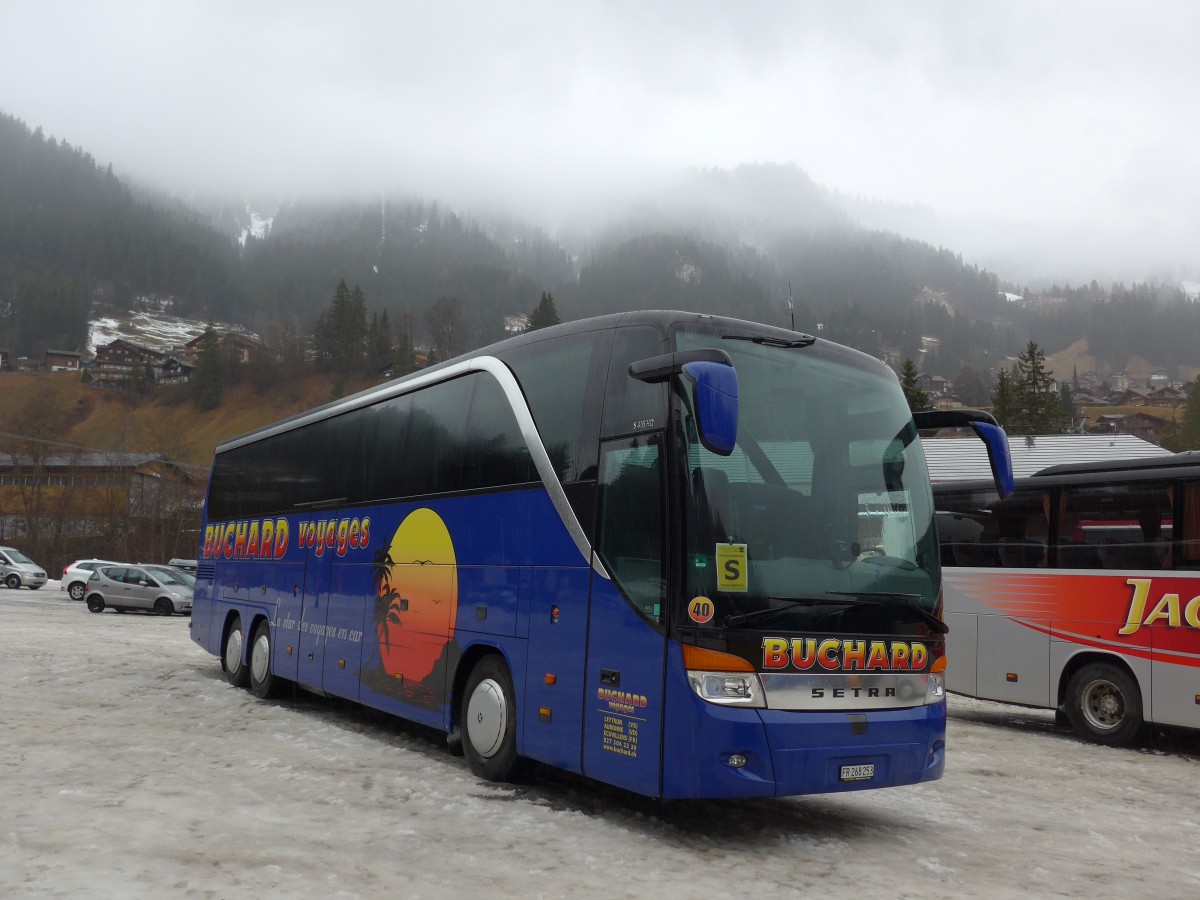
[{"xmin": 840, "ymin": 764, "xmax": 875, "ymax": 782}]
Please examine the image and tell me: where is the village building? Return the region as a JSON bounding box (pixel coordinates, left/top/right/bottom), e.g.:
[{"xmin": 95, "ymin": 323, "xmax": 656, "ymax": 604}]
[
  {"xmin": 0, "ymin": 451, "xmax": 202, "ymax": 544},
  {"xmin": 91, "ymin": 339, "xmax": 193, "ymax": 386},
  {"xmin": 181, "ymin": 331, "xmax": 268, "ymax": 366},
  {"xmin": 44, "ymin": 350, "xmax": 82, "ymax": 372}
]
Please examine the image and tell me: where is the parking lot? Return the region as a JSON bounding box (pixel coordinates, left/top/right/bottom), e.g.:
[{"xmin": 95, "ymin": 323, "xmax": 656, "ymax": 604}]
[{"xmin": 3, "ymin": 584, "xmax": 1199, "ymax": 899}]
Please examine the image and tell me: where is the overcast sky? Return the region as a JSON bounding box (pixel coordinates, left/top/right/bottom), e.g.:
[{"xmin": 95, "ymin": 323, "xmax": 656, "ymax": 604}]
[{"xmin": 2, "ymin": 1, "xmax": 1197, "ymax": 281}]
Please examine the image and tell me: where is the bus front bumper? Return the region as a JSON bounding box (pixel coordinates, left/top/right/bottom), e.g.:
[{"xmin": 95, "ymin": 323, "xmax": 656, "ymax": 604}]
[{"xmin": 662, "ymin": 695, "xmax": 946, "ymax": 799}]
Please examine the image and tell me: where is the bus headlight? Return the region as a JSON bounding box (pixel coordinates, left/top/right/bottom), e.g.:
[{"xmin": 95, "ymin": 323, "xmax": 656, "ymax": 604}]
[
  {"xmin": 687, "ymin": 671, "xmax": 766, "ymax": 708},
  {"xmin": 682, "ymin": 645, "xmax": 765, "ymax": 708},
  {"xmin": 926, "ymin": 671, "xmax": 945, "ymax": 704},
  {"xmin": 926, "ymin": 654, "xmax": 947, "ymax": 704}
]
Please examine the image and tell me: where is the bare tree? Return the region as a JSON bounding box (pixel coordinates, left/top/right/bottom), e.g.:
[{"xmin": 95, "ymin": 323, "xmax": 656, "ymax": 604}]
[{"xmin": 424, "ymin": 295, "xmax": 466, "ymax": 362}]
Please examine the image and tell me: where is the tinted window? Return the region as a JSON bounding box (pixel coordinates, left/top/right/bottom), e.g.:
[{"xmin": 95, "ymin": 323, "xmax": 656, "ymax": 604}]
[
  {"xmin": 350, "ymin": 392, "xmax": 412, "ymax": 503},
  {"xmin": 934, "ymin": 484, "xmax": 1049, "ymax": 568},
  {"xmin": 602, "ymin": 326, "xmax": 666, "ymax": 440},
  {"xmin": 1057, "ymin": 482, "xmax": 1173, "ymax": 570},
  {"xmin": 1180, "ymin": 482, "xmax": 1200, "ymax": 569},
  {"xmin": 505, "ymin": 331, "xmax": 606, "ymax": 483},
  {"xmin": 462, "ymin": 375, "xmax": 538, "ymax": 490},
  {"xmin": 595, "ymin": 436, "xmax": 664, "ymax": 623},
  {"xmin": 398, "ymin": 376, "xmax": 472, "ymax": 497}
]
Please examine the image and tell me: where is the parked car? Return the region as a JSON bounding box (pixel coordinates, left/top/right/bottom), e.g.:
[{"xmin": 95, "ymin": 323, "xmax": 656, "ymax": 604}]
[
  {"xmin": 62, "ymin": 559, "xmax": 120, "ymax": 601},
  {"xmin": 84, "ymin": 564, "xmax": 193, "ymax": 616},
  {"xmin": 0, "ymin": 546, "xmax": 47, "ymax": 590},
  {"xmin": 139, "ymin": 563, "xmax": 196, "ymax": 589},
  {"xmin": 168, "ymin": 558, "xmax": 198, "ymax": 573}
]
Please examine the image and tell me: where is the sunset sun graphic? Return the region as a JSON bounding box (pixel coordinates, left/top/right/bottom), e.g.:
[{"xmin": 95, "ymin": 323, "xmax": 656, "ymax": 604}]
[{"xmin": 372, "ymin": 508, "xmax": 458, "ymax": 684}]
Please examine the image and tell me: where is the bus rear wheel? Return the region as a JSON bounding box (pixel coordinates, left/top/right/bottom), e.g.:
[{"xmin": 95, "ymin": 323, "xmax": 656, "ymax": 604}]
[
  {"xmin": 223, "ymin": 616, "xmax": 250, "ymax": 689},
  {"xmin": 249, "ymin": 621, "xmax": 278, "ymax": 699},
  {"xmin": 1066, "ymin": 662, "xmax": 1144, "ymax": 747},
  {"xmin": 462, "ymin": 655, "xmax": 522, "ymax": 782}
]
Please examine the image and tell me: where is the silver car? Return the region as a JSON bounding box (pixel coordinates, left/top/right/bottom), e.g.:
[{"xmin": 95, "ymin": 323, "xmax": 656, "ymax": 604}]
[
  {"xmin": 0, "ymin": 546, "xmax": 48, "ymax": 590},
  {"xmin": 139, "ymin": 564, "xmax": 196, "ymax": 590},
  {"xmin": 85, "ymin": 565, "xmax": 193, "ymax": 616}
]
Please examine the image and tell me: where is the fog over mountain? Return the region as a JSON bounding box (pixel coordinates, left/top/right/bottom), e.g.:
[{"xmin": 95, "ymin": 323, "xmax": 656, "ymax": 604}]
[{"xmin": 2, "ymin": 1, "xmax": 1197, "ymax": 287}]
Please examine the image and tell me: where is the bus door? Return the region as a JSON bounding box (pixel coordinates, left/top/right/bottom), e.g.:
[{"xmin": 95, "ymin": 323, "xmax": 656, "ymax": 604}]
[
  {"xmin": 260, "ymin": 552, "xmax": 309, "ymax": 684},
  {"xmin": 582, "ymin": 436, "xmax": 668, "ymax": 796},
  {"xmin": 296, "ymin": 530, "xmax": 336, "ymax": 693},
  {"xmin": 977, "ymin": 486, "xmax": 1053, "ymax": 706}
]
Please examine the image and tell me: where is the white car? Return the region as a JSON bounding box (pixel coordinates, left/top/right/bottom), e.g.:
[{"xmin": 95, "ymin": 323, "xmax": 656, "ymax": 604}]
[{"xmin": 62, "ymin": 559, "xmax": 120, "ymax": 602}]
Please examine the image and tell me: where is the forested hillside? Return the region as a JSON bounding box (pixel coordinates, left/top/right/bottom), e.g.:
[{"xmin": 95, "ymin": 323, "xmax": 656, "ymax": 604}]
[
  {"xmin": 0, "ymin": 114, "xmax": 245, "ymax": 354},
  {"xmin": 3, "ymin": 111, "xmax": 1198, "ymax": 389}
]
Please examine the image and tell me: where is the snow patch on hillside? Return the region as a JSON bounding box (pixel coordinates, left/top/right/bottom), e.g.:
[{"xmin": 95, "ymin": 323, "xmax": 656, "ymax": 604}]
[
  {"xmin": 88, "ymin": 311, "xmax": 256, "ymax": 355},
  {"xmin": 238, "ymin": 205, "xmax": 275, "ymax": 247}
]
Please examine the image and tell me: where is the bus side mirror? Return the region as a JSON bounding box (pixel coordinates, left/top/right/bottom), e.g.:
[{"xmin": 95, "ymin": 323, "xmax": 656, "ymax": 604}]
[
  {"xmin": 682, "ymin": 360, "xmax": 738, "ymax": 456},
  {"xmin": 628, "ymin": 349, "xmax": 739, "ymax": 457},
  {"xmin": 912, "ymin": 409, "xmax": 1014, "ymax": 499},
  {"xmin": 969, "ymin": 420, "xmax": 1014, "ymax": 499}
]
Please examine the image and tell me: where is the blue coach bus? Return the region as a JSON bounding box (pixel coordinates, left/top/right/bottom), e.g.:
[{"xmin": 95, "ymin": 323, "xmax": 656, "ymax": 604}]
[{"xmin": 190, "ymin": 311, "xmax": 1011, "ymax": 799}]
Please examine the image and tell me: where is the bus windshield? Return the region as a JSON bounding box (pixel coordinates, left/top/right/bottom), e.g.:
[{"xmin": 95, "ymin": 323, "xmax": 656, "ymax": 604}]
[{"xmin": 676, "ymin": 327, "xmax": 939, "ymax": 631}]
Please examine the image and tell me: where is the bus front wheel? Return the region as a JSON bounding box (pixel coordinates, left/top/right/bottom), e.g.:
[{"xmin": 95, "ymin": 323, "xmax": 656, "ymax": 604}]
[
  {"xmin": 462, "ymin": 655, "xmax": 522, "ymax": 782},
  {"xmin": 249, "ymin": 621, "xmax": 278, "ymax": 700},
  {"xmin": 1066, "ymin": 662, "xmax": 1144, "ymax": 747},
  {"xmin": 223, "ymin": 616, "xmax": 250, "ymax": 689}
]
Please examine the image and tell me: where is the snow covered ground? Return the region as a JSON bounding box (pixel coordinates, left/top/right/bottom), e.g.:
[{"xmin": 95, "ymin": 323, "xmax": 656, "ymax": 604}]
[
  {"xmin": 2, "ymin": 586, "xmax": 1198, "ymax": 899},
  {"xmin": 88, "ymin": 311, "xmax": 257, "ymax": 355}
]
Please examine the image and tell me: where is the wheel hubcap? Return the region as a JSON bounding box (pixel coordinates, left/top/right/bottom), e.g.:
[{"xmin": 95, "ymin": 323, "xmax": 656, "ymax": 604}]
[
  {"xmin": 466, "ymin": 678, "xmax": 506, "ymax": 758},
  {"xmin": 1082, "ymin": 679, "xmax": 1124, "ymax": 730},
  {"xmin": 251, "ymin": 633, "xmax": 270, "ymax": 684},
  {"xmin": 225, "ymin": 628, "xmax": 244, "ymax": 673}
]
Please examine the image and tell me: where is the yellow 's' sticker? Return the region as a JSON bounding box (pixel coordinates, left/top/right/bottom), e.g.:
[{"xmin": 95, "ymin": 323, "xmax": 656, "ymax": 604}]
[{"xmin": 715, "ymin": 543, "xmax": 748, "ymax": 592}]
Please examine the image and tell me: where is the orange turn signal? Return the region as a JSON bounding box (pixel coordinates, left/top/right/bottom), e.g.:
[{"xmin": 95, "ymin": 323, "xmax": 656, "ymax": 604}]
[{"xmin": 682, "ymin": 644, "xmax": 755, "ymax": 673}]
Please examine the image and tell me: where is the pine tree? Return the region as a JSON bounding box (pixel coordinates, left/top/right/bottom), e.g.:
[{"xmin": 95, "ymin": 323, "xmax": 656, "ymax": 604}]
[
  {"xmin": 367, "ymin": 310, "xmax": 393, "ymax": 376},
  {"xmin": 1010, "ymin": 341, "xmax": 1069, "ymax": 435},
  {"xmin": 954, "ymin": 365, "xmax": 988, "ymax": 407},
  {"xmin": 991, "ymin": 367, "xmax": 1016, "ymax": 429},
  {"xmin": 341, "ymin": 284, "xmax": 368, "ymax": 373},
  {"xmin": 527, "ymin": 291, "xmax": 560, "ymax": 331},
  {"xmin": 1059, "ymin": 382, "xmax": 1076, "ymax": 430},
  {"xmin": 393, "ymin": 318, "xmax": 417, "ymax": 375},
  {"xmin": 190, "ymin": 326, "xmax": 222, "ymax": 410},
  {"xmin": 314, "ymin": 280, "xmax": 368, "ymax": 374},
  {"xmin": 1168, "ymin": 381, "xmax": 1200, "ymax": 450},
  {"xmin": 899, "ymin": 359, "xmax": 930, "ymax": 412}
]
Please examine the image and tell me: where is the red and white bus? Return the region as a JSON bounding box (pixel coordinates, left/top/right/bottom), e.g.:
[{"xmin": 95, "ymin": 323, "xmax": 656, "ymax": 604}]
[{"xmin": 933, "ymin": 453, "xmax": 1200, "ymax": 746}]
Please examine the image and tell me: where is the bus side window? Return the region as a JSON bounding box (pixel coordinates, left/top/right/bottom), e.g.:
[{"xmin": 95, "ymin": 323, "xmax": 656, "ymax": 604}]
[
  {"xmin": 1059, "ymin": 482, "xmax": 1172, "ymax": 571},
  {"xmin": 596, "ymin": 437, "xmax": 664, "ymax": 622},
  {"xmin": 1178, "ymin": 482, "xmax": 1200, "ymax": 569},
  {"xmin": 601, "ymin": 326, "xmax": 667, "ymax": 442},
  {"xmin": 505, "ymin": 330, "xmax": 608, "ymax": 484},
  {"xmin": 994, "ymin": 488, "xmax": 1048, "ymax": 568},
  {"xmin": 462, "ymin": 375, "xmax": 538, "ymax": 489},
  {"xmin": 400, "ymin": 377, "xmax": 472, "ymax": 497},
  {"xmin": 932, "ymin": 485, "xmax": 1000, "ymax": 568}
]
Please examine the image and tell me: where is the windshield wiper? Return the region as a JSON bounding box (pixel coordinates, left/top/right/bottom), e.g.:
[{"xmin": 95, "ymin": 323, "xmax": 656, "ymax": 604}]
[
  {"xmin": 723, "ymin": 333, "xmax": 816, "ymax": 349},
  {"xmin": 826, "ymin": 592, "xmax": 949, "ymax": 634},
  {"xmin": 723, "ymin": 596, "xmax": 834, "ymax": 628}
]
